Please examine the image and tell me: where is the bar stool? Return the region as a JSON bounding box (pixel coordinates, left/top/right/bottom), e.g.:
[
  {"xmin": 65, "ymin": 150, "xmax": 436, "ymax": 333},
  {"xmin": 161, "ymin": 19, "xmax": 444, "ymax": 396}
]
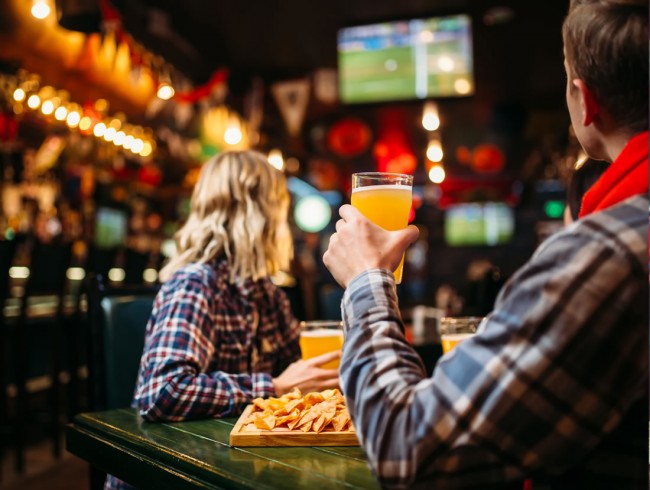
[
  {"xmin": 0, "ymin": 238, "xmax": 17, "ymax": 481},
  {"xmin": 66, "ymin": 245, "xmax": 119, "ymax": 418},
  {"xmin": 11, "ymin": 239, "xmax": 72, "ymax": 473}
]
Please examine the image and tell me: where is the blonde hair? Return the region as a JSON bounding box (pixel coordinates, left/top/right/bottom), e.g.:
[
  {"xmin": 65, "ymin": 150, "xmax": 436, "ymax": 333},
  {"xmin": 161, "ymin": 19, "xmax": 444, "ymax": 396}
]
[{"xmin": 159, "ymin": 150, "xmax": 292, "ymax": 283}]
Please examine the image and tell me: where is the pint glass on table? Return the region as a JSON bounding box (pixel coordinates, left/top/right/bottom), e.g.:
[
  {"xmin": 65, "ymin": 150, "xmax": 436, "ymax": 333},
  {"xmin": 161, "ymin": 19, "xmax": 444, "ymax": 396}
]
[
  {"xmin": 299, "ymin": 320, "xmax": 344, "ymax": 369},
  {"xmin": 439, "ymin": 316, "xmax": 482, "ymax": 354},
  {"xmin": 351, "ymin": 172, "xmax": 413, "ymax": 284}
]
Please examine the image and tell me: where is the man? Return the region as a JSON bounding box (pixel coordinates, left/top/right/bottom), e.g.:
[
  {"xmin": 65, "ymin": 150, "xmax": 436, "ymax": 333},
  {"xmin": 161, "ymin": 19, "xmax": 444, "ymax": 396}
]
[{"xmin": 323, "ymin": 1, "xmax": 648, "ymax": 488}]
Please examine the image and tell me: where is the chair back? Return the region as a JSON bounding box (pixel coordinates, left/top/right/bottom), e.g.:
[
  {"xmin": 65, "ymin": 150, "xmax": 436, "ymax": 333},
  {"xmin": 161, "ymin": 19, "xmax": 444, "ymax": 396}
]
[
  {"xmin": 123, "ymin": 248, "xmax": 150, "ymax": 285},
  {"xmin": 86, "ymin": 274, "xmax": 158, "ymax": 411},
  {"xmin": 24, "ymin": 240, "xmax": 72, "ymax": 297}
]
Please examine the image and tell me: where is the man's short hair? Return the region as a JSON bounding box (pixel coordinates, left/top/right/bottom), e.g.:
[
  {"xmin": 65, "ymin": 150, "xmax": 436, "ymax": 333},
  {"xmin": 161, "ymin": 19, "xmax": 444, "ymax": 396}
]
[{"xmin": 562, "ymin": 0, "xmax": 649, "ymax": 134}]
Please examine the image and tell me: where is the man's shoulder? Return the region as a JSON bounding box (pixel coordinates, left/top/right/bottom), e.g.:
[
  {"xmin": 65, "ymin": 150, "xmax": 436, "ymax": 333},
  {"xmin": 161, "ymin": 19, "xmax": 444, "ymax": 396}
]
[{"xmin": 551, "ymin": 195, "xmax": 648, "ymax": 271}]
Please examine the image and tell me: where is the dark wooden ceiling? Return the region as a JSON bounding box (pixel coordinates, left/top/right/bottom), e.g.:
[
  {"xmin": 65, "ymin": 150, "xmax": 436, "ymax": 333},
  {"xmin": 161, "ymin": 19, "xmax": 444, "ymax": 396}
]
[{"xmin": 110, "ymin": 0, "xmax": 569, "ymax": 99}]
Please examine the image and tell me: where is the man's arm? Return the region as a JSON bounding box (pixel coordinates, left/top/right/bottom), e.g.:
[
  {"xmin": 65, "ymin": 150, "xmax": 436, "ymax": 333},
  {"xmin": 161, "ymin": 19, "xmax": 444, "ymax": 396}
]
[{"xmin": 338, "ymin": 217, "xmax": 647, "ymax": 488}]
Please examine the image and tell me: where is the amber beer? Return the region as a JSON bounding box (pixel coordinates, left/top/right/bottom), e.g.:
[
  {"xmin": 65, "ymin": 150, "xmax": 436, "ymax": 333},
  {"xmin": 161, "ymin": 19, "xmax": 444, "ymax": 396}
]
[
  {"xmin": 439, "ymin": 317, "xmax": 482, "ymax": 354},
  {"xmin": 299, "ymin": 321, "xmax": 344, "ymax": 369},
  {"xmin": 351, "ymin": 172, "xmax": 413, "ymax": 283}
]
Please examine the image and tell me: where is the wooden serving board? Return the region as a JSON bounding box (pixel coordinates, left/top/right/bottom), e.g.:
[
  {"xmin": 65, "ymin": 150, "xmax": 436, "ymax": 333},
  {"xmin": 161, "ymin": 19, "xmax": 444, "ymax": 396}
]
[{"xmin": 229, "ymin": 405, "xmax": 359, "ymax": 447}]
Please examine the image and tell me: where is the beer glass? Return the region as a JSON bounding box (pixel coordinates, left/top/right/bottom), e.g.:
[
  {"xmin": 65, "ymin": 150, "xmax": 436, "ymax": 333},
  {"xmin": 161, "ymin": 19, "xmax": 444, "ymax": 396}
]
[
  {"xmin": 351, "ymin": 172, "xmax": 413, "ymax": 284},
  {"xmin": 299, "ymin": 320, "xmax": 344, "ymax": 369},
  {"xmin": 440, "ymin": 316, "xmax": 482, "ymax": 354}
]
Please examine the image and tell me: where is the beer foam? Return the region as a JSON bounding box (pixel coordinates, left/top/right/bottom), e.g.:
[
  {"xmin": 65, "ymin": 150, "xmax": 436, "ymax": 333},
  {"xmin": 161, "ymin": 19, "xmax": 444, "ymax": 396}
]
[
  {"xmin": 352, "ymin": 184, "xmax": 412, "ymax": 193},
  {"xmin": 300, "ymin": 329, "xmax": 344, "ymax": 338}
]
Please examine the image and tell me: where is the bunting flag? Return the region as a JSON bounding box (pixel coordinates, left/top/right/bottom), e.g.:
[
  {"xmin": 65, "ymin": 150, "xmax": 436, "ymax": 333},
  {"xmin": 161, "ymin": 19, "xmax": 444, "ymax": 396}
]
[{"xmin": 271, "ymin": 78, "xmax": 310, "ymax": 137}]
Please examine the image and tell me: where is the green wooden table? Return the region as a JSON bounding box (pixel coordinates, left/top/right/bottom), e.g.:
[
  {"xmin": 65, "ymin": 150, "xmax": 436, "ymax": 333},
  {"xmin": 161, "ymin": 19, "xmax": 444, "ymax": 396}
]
[{"xmin": 66, "ymin": 408, "xmax": 380, "ymax": 489}]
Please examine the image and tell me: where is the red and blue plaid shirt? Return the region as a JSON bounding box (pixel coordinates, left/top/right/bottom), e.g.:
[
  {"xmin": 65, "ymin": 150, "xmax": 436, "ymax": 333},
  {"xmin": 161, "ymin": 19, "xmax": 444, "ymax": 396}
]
[{"xmin": 133, "ymin": 257, "xmax": 301, "ymax": 422}]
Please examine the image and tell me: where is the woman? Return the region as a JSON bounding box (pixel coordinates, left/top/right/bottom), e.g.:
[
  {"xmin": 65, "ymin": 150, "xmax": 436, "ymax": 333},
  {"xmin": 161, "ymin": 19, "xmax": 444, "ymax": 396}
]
[{"xmin": 106, "ymin": 150, "xmax": 339, "ymax": 489}]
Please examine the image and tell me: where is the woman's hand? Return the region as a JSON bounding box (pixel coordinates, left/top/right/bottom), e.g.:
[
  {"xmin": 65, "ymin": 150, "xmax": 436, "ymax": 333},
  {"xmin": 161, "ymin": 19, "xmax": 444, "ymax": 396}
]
[
  {"xmin": 323, "ymin": 205, "xmax": 420, "ymax": 288},
  {"xmin": 273, "ymin": 351, "xmax": 341, "ymax": 396}
]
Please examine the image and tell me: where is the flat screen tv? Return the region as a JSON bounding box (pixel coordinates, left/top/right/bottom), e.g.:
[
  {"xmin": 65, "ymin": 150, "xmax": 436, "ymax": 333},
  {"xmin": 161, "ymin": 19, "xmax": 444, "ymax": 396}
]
[
  {"xmin": 95, "ymin": 207, "xmax": 128, "ymax": 249},
  {"xmin": 338, "ymin": 14, "xmax": 474, "ymax": 104},
  {"xmin": 444, "ymin": 202, "xmax": 514, "ymax": 246}
]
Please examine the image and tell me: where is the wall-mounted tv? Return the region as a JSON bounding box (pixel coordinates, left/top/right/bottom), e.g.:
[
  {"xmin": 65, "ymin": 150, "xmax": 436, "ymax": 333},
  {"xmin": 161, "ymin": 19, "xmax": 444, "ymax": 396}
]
[
  {"xmin": 95, "ymin": 207, "xmax": 128, "ymax": 249},
  {"xmin": 444, "ymin": 202, "xmax": 514, "ymax": 246},
  {"xmin": 338, "ymin": 14, "xmax": 474, "ymax": 104}
]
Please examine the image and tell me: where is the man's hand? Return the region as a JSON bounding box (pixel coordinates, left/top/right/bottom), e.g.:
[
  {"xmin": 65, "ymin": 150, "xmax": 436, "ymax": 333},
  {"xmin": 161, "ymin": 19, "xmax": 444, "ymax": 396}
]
[{"xmin": 323, "ymin": 205, "xmax": 420, "ymax": 288}]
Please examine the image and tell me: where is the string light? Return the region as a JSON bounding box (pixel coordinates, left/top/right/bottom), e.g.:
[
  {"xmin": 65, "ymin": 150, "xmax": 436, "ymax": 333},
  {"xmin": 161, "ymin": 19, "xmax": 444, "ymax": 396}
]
[
  {"xmin": 113, "ymin": 131, "xmax": 126, "ymax": 146},
  {"xmin": 428, "ymin": 164, "xmax": 446, "ymax": 184},
  {"xmin": 66, "ymin": 110, "xmax": 81, "ymax": 128},
  {"xmin": 12, "ymin": 88, "xmax": 26, "ymax": 102},
  {"xmin": 93, "ymin": 122, "xmax": 107, "ymax": 137},
  {"xmin": 31, "ymin": 0, "xmax": 51, "ymax": 19},
  {"xmin": 27, "ymin": 94, "xmax": 41, "ymax": 109},
  {"xmin": 131, "ymin": 138, "xmax": 144, "ymax": 154},
  {"xmin": 224, "ymin": 117, "xmax": 242, "ymax": 145},
  {"xmin": 78, "ymin": 116, "xmax": 92, "ymax": 131},
  {"xmin": 156, "ymin": 83, "xmax": 175, "ymax": 100},
  {"xmin": 268, "ymin": 149, "xmax": 284, "ymax": 171},
  {"xmin": 422, "ymin": 101, "xmax": 440, "ymax": 131},
  {"xmin": 41, "ymin": 100, "xmax": 54, "ymax": 115},
  {"xmin": 54, "ymin": 106, "xmax": 68, "ymax": 121},
  {"xmin": 426, "ymin": 139, "xmax": 443, "ymax": 162},
  {"xmin": 104, "ymin": 127, "xmax": 117, "ymax": 141},
  {"xmin": 122, "ymin": 134, "xmax": 134, "ymax": 149},
  {"xmin": 140, "ymin": 141, "xmax": 153, "ymax": 157}
]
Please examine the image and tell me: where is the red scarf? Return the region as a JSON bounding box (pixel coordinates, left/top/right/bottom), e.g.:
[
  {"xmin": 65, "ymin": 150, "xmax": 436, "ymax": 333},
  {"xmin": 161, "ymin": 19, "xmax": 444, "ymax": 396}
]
[{"xmin": 579, "ymin": 131, "xmax": 649, "ymax": 218}]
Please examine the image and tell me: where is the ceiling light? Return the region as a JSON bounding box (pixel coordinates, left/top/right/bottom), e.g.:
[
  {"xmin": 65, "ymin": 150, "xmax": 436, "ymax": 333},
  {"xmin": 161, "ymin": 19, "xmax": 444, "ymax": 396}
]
[
  {"xmin": 157, "ymin": 83, "xmax": 175, "ymax": 100},
  {"xmin": 31, "ymin": 0, "xmax": 51, "ymax": 19}
]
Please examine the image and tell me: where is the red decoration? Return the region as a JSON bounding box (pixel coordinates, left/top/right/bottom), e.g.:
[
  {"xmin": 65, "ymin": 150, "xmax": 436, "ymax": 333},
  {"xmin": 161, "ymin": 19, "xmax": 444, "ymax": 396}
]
[
  {"xmin": 372, "ymin": 108, "xmax": 416, "ymax": 175},
  {"xmin": 471, "ymin": 144, "xmax": 505, "ymax": 173},
  {"xmin": 326, "ymin": 118, "xmax": 371, "ymax": 157},
  {"xmin": 173, "ymin": 69, "xmax": 229, "ymax": 103},
  {"xmin": 0, "ymin": 112, "xmax": 18, "ymax": 142},
  {"xmin": 438, "ymin": 177, "xmax": 518, "ymax": 208},
  {"xmin": 137, "ymin": 164, "xmax": 162, "ymax": 186}
]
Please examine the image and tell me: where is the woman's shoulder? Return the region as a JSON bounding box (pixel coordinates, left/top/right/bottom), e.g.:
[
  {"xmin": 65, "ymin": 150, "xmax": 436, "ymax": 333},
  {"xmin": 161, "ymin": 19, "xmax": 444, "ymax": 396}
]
[{"xmin": 161, "ymin": 262, "xmax": 223, "ymax": 295}]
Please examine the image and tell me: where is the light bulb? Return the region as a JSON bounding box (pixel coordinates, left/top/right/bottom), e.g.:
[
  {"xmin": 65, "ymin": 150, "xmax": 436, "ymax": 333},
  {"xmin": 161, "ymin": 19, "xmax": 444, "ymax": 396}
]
[
  {"xmin": 54, "ymin": 106, "xmax": 68, "ymax": 121},
  {"xmin": 31, "ymin": 0, "xmax": 51, "ymax": 19},
  {"xmin": 27, "ymin": 94, "xmax": 41, "ymax": 109},
  {"xmin": 13, "ymin": 88, "xmax": 26, "ymax": 102},
  {"xmin": 157, "ymin": 83, "xmax": 175, "ymax": 100},
  {"xmin": 426, "ymin": 140, "xmax": 443, "ymax": 162},
  {"xmin": 66, "ymin": 111, "xmax": 81, "ymax": 128},
  {"xmin": 93, "ymin": 122, "xmax": 107, "ymax": 137},
  {"xmin": 268, "ymin": 149, "xmax": 284, "ymax": 170},
  {"xmin": 422, "ymin": 102, "xmax": 440, "ymax": 131},
  {"xmin": 41, "ymin": 100, "xmax": 54, "ymax": 115},
  {"xmin": 429, "ymin": 164, "xmax": 445, "ymax": 184}
]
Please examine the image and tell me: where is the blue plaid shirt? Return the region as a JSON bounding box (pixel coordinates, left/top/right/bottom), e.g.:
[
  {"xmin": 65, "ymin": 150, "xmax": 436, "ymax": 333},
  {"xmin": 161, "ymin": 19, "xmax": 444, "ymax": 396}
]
[
  {"xmin": 340, "ymin": 195, "xmax": 648, "ymax": 489},
  {"xmin": 106, "ymin": 258, "xmax": 300, "ymax": 490}
]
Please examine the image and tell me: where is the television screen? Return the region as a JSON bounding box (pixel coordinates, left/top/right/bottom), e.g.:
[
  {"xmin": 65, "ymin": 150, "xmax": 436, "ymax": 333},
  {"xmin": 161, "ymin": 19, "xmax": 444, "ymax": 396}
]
[
  {"xmin": 444, "ymin": 202, "xmax": 514, "ymax": 246},
  {"xmin": 95, "ymin": 207, "xmax": 128, "ymax": 249},
  {"xmin": 338, "ymin": 14, "xmax": 474, "ymax": 104}
]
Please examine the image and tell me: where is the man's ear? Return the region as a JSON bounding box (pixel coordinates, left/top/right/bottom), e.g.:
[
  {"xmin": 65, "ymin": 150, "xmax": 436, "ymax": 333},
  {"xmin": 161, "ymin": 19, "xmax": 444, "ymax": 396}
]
[{"xmin": 572, "ymin": 79, "xmax": 600, "ymax": 125}]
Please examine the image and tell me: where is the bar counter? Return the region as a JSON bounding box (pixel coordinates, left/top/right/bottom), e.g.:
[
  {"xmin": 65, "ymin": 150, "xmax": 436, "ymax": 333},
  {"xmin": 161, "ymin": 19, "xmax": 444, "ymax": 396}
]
[{"xmin": 66, "ymin": 408, "xmax": 379, "ymax": 489}]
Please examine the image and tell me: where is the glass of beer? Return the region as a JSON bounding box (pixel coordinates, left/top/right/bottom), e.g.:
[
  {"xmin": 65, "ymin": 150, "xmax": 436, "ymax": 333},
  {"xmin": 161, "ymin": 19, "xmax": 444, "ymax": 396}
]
[
  {"xmin": 351, "ymin": 172, "xmax": 413, "ymax": 283},
  {"xmin": 440, "ymin": 316, "xmax": 482, "ymax": 354},
  {"xmin": 299, "ymin": 320, "xmax": 344, "ymax": 369}
]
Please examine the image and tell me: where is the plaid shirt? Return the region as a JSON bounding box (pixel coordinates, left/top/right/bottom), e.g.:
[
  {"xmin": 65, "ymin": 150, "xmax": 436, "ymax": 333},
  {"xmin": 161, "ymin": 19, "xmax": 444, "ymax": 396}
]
[
  {"xmin": 340, "ymin": 195, "xmax": 648, "ymax": 490},
  {"xmin": 132, "ymin": 258, "xmax": 301, "ymax": 422}
]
